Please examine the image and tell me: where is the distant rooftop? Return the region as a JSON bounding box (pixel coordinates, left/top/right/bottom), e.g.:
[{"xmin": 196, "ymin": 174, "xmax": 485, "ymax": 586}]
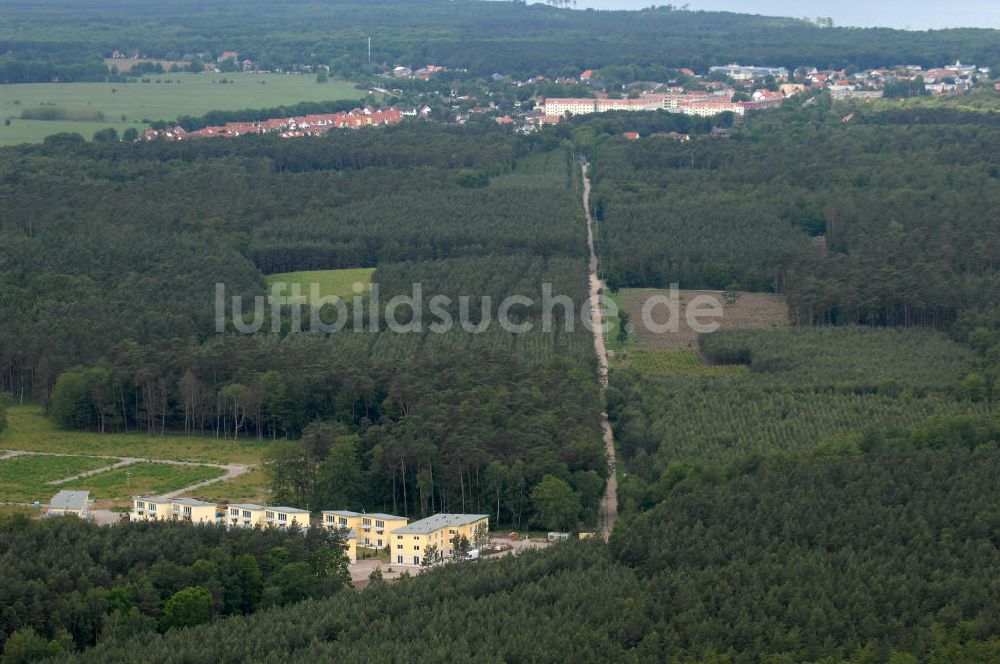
[
  {"xmin": 172, "ymin": 497, "xmax": 215, "ymax": 507},
  {"xmin": 48, "ymin": 490, "xmax": 90, "ymax": 511},
  {"xmin": 324, "ymin": 509, "xmax": 363, "ymax": 518},
  {"xmin": 323, "ymin": 510, "xmax": 406, "ymax": 521},
  {"xmin": 136, "ymin": 496, "xmax": 171, "ymax": 504},
  {"xmin": 136, "ymin": 496, "xmax": 214, "ymax": 507},
  {"xmin": 228, "ymin": 503, "xmax": 266, "ymax": 510},
  {"xmin": 391, "ymin": 513, "xmax": 488, "ymax": 535}
]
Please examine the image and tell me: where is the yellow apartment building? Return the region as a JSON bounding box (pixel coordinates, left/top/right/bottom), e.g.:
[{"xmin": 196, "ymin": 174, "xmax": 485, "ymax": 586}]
[
  {"xmin": 263, "ymin": 505, "xmax": 310, "ymax": 529},
  {"xmin": 131, "ymin": 496, "xmax": 217, "ymax": 524},
  {"xmin": 390, "ymin": 514, "xmax": 489, "ymax": 566},
  {"xmin": 225, "ymin": 503, "xmax": 268, "ymax": 527},
  {"xmin": 340, "ymin": 529, "xmax": 358, "ymax": 563},
  {"xmin": 321, "ymin": 510, "xmax": 408, "ymax": 549}
]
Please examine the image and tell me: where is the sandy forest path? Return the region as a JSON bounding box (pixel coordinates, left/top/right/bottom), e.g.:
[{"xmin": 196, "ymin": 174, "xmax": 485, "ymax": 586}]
[{"xmin": 581, "ymin": 161, "xmax": 618, "ymax": 539}]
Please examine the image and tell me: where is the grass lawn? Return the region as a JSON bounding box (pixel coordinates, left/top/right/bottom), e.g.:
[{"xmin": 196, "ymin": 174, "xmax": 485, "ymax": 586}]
[
  {"xmin": 0, "ymin": 405, "xmax": 271, "ymax": 464},
  {"xmin": 60, "ymin": 462, "xmax": 225, "ymax": 501},
  {"xmin": 183, "ymin": 467, "xmax": 270, "ymax": 504},
  {"xmin": 265, "ymin": 268, "xmax": 375, "ymax": 305},
  {"xmin": 0, "ymin": 72, "xmax": 363, "ymax": 145},
  {"xmin": 0, "ymin": 454, "xmax": 118, "ymax": 503},
  {"xmin": 0, "ymin": 505, "xmax": 39, "ymax": 518}
]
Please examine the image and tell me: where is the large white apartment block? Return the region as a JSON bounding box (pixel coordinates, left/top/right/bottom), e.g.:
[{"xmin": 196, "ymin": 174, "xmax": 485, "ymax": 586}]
[
  {"xmin": 544, "ymin": 94, "xmax": 679, "ymax": 116},
  {"xmin": 544, "ymin": 98, "xmax": 599, "ymax": 115},
  {"xmin": 709, "ymin": 64, "xmax": 789, "ymax": 81},
  {"xmin": 545, "ymin": 92, "xmax": 739, "ymax": 117},
  {"xmin": 677, "ymin": 100, "xmax": 747, "ymax": 117}
]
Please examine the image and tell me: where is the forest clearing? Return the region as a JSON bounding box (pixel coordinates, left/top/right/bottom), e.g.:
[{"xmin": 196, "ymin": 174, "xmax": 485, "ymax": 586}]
[
  {"xmin": 606, "ymin": 288, "xmax": 789, "ymax": 352},
  {"xmin": 264, "ymin": 267, "xmax": 375, "ymax": 304}
]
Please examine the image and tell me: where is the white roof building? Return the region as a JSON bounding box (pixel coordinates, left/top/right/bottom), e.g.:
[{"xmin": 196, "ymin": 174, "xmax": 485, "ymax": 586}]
[{"xmin": 46, "ymin": 490, "xmax": 91, "ymax": 518}]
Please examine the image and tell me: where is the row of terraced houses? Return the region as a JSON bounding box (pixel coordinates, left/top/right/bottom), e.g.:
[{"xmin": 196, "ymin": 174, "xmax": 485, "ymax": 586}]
[
  {"xmin": 140, "ymin": 107, "xmax": 407, "ymax": 141},
  {"xmin": 130, "ymin": 496, "xmax": 488, "ymax": 567}
]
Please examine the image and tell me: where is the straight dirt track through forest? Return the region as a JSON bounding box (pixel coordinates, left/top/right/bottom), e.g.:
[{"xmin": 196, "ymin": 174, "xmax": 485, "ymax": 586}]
[{"xmin": 582, "ymin": 161, "xmax": 618, "ymax": 538}]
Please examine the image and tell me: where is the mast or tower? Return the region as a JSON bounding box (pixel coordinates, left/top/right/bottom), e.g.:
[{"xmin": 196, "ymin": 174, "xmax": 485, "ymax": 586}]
[{"xmin": 368, "ymin": 36, "xmax": 371, "ymax": 64}]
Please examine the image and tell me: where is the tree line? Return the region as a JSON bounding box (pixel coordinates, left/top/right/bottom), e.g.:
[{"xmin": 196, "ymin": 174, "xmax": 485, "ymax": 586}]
[{"xmin": 0, "ymin": 517, "xmax": 350, "ymax": 660}]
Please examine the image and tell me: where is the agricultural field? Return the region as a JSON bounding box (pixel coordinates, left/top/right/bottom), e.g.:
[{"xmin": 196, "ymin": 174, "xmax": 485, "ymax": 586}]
[
  {"xmin": 0, "ymin": 405, "xmax": 270, "ymax": 464},
  {"xmin": 59, "ymin": 462, "xmax": 226, "ymax": 501},
  {"xmin": 182, "ymin": 467, "xmax": 270, "ymax": 504},
  {"xmin": 265, "ymin": 267, "xmax": 375, "ymax": 305},
  {"xmin": 606, "ymin": 288, "xmax": 789, "ymax": 353},
  {"xmin": 0, "ymin": 72, "xmax": 362, "ymax": 145},
  {"xmin": 0, "ymin": 454, "xmax": 116, "ymax": 502}
]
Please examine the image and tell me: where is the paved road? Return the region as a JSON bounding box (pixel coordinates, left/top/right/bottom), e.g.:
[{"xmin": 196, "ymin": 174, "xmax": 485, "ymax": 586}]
[{"xmin": 581, "ymin": 162, "xmax": 619, "ymax": 539}]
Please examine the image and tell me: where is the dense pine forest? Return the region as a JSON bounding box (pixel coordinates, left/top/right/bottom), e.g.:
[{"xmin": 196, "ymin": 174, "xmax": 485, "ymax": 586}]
[
  {"xmin": 23, "ymin": 436, "xmax": 997, "ymax": 663},
  {"xmin": 608, "ymin": 327, "xmax": 992, "ymax": 509},
  {"xmin": 0, "ymin": 123, "xmax": 606, "ymax": 530},
  {"xmin": 0, "ymin": 518, "xmax": 351, "ymax": 658},
  {"xmin": 3, "ymin": 2, "xmax": 1000, "ymax": 662},
  {"xmin": 586, "ymin": 107, "xmax": 1000, "ymax": 331}
]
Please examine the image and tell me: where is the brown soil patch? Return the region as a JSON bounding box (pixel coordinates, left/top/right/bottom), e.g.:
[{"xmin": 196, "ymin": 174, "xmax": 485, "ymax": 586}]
[{"xmin": 617, "ymin": 289, "xmax": 789, "ymax": 350}]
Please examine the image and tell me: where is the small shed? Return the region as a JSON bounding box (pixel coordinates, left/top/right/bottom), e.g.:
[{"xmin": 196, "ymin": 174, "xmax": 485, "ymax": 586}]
[{"xmin": 46, "ymin": 490, "xmax": 91, "ymax": 519}]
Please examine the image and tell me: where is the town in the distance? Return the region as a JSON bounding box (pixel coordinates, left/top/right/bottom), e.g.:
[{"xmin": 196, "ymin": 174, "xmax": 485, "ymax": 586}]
[{"xmin": 139, "ymin": 56, "xmax": 995, "ymax": 141}]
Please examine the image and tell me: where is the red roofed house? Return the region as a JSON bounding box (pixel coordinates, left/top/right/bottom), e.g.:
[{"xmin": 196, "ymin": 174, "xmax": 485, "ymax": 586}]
[
  {"xmin": 580, "ymin": 69, "xmax": 594, "ymax": 80},
  {"xmin": 622, "ymin": 131, "xmax": 640, "ymax": 140}
]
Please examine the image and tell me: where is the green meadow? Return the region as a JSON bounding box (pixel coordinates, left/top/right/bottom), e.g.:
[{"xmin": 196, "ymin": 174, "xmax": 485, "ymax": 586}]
[
  {"xmin": 0, "ymin": 454, "xmax": 116, "ymax": 502},
  {"xmin": 265, "ymin": 268, "xmax": 375, "ymax": 305},
  {"xmin": 0, "ymin": 405, "xmax": 270, "ymax": 465},
  {"xmin": 59, "ymin": 462, "xmax": 225, "ymax": 501},
  {"xmin": 0, "ymin": 72, "xmax": 363, "ymax": 145},
  {"xmin": 183, "ymin": 467, "xmax": 270, "ymax": 504}
]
